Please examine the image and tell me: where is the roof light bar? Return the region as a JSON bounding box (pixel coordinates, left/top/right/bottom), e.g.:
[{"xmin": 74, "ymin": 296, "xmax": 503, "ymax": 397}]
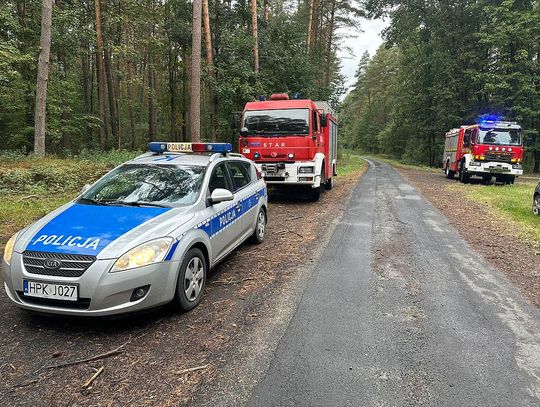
[{"xmin": 148, "ymin": 142, "xmax": 233, "ymax": 154}]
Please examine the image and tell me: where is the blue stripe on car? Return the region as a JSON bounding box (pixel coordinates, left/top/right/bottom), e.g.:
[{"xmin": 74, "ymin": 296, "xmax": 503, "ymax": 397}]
[
  {"xmin": 26, "ymin": 204, "xmax": 170, "ymax": 255},
  {"xmin": 196, "ymin": 187, "xmax": 266, "ymax": 238}
]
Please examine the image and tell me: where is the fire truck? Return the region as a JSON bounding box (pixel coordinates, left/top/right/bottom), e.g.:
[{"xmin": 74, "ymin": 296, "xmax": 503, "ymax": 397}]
[
  {"xmin": 442, "ymin": 120, "xmax": 524, "ymax": 184},
  {"xmin": 238, "ymin": 93, "xmax": 338, "ymax": 201}
]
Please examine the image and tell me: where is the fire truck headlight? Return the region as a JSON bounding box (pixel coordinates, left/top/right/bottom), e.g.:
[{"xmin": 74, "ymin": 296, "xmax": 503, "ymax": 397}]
[
  {"xmin": 288, "ymin": 153, "xmax": 295, "ymax": 160},
  {"xmin": 508, "ymin": 148, "xmax": 513, "ymax": 152},
  {"xmin": 254, "ymin": 152, "xmax": 260, "ymax": 159},
  {"xmin": 469, "ymin": 161, "xmax": 481, "ymax": 166},
  {"xmin": 299, "ymin": 166, "xmax": 314, "ymax": 174}
]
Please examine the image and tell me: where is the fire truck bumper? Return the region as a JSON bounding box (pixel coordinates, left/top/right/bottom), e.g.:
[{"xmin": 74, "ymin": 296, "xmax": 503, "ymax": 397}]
[
  {"xmin": 256, "ymin": 163, "xmax": 320, "ymax": 187},
  {"xmin": 466, "ymin": 161, "xmax": 523, "ymax": 176}
]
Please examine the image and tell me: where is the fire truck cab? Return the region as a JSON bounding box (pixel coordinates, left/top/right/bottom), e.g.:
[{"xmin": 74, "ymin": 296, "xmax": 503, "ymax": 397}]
[
  {"xmin": 238, "ymin": 93, "xmax": 338, "ymax": 201},
  {"xmin": 442, "ymin": 121, "xmax": 524, "ymax": 184}
]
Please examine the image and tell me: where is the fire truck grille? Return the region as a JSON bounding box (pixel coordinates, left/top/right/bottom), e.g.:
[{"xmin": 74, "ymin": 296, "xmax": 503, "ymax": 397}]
[
  {"xmin": 485, "ymin": 152, "xmax": 512, "ymax": 162},
  {"xmin": 22, "ymin": 251, "xmax": 96, "ymax": 277}
]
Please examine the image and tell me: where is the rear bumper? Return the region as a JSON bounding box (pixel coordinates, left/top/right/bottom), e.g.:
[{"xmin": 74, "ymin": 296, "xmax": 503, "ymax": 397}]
[
  {"xmin": 466, "ymin": 161, "xmax": 523, "ymax": 176},
  {"xmin": 255, "ymin": 162, "xmax": 320, "ymax": 187}
]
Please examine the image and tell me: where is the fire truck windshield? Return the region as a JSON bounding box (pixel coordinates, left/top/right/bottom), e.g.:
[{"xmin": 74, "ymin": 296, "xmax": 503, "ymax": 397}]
[
  {"xmin": 243, "ymin": 109, "xmax": 310, "ymax": 136},
  {"xmin": 478, "ymin": 128, "xmax": 522, "ymax": 146}
]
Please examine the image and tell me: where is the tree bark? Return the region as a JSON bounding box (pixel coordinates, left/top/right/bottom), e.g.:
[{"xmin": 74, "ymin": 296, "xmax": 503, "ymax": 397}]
[
  {"xmin": 308, "ymin": 0, "xmax": 320, "ymax": 51},
  {"xmin": 190, "ymin": 0, "xmax": 203, "ymax": 141},
  {"xmin": 94, "ymin": 0, "xmax": 108, "ymax": 149},
  {"xmin": 323, "ymin": 0, "xmax": 336, "ymax": 87},
  {"xmin": 251, "ymin": 0, "xmax": 259, "ymax": 74},
  {"xmin": 148, "ymin": 56, "xmax": 156, "ymax": 142},
  {"xmin": 203, "ymin": 0, "xmax": 216, "ymax": 141},
  {"xmin": 34, "ymin": 0, "xmax": 54, "ymax": 157},
  {"xmin": 104, "ymin": 49, "xmax": 119, "ymax": 146}
]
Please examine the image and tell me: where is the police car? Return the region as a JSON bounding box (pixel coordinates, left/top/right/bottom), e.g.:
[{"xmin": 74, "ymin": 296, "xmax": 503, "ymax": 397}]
[{"xmin": 1, "ymin": 143, "xmax": 268, "ymax": 316}]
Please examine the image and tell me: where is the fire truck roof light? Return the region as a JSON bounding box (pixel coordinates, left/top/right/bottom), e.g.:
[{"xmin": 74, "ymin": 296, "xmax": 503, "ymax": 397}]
[
  {"xmin": 270, "ymin": 93, "xmax": 290, "ymax": 101},
  {"xmin": 259, "ymin": 95, "xmax": 266, "ymax": 101},
  {"xmin": 148, "ymin": 142, "xmax": 233, "ymax": 154},
  {"xmin": 292, "ymin": 92, "xmax": 301, "ymax": 100}
]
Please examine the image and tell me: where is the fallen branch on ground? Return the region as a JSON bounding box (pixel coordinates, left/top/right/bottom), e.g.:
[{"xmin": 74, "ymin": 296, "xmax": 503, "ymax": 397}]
[
  {"xmin": 83, "ymin": 366, "xmax": 104, "ymax": 389},
  {"xmin": 174, "ymin": 364, "xmax": 209, "ymax": 376},
  {"xmin": 34, "ymin": 338, "xmax": 130, "ymax": 373},
  {"xmin": 17, "ymin": 195, "xmax": 39, "ymax": 202},
  {"xmin": 214, "ymin": 277, "xmax": 255, "ymax": 285}
]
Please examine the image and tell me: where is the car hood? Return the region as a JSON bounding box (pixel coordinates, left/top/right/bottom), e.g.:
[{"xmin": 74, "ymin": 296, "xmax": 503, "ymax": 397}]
[{"xmin": 16, "ymin": 202, "xmax": 194, "ymax": 259}]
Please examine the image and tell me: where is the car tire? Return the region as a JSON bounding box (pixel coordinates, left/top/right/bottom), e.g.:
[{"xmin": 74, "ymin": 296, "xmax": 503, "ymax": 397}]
[
  {"xmin": 325, "ymin": 176, "xmax": 334, "ymax": 190},
  {"xmin": 533, "ymin": 194, "xmax": 540, "ymax": 215},
  {"xmin": 250, "ymin": 208, "xmax": 267, "ymax": 244},
  {"xmin": 172, "ymin": 248, "xmax": 206, "ymax": 311}
]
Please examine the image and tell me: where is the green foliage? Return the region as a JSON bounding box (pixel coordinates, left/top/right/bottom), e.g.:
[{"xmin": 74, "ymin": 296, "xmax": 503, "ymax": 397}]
[{"xmin": 344, "ymin": 0, "xmax": 540, "ymax": 168}]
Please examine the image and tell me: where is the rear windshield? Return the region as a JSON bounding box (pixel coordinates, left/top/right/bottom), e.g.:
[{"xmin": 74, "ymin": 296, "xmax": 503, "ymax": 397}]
[{"xmin": 243, "ymin": 109, "xmax": 310, "ymax": 136}]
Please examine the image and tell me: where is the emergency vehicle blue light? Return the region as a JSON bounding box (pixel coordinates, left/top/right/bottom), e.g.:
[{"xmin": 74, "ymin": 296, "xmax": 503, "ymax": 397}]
[
  {"xmin": 259, "ymin": 95, "xmax": 266, "ymax": 101},
  {"xmin": 148, "ymin": 142, "xmax": 233, "ymax": 154},
  {"xmin": 292, "ymin": 92, "xmax": 300, "ymax": 99},
  {"xmin": 479, "ymin": 114, "xmax": 502, "ymax": 124}
]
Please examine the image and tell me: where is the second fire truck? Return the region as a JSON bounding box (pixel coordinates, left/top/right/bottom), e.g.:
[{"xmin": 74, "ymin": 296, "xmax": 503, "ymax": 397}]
[
  {"xmin": 238, "ymin": 93, "xmax": 338, "ymax": 201},
  {"xmin": 442, "ymin": 120, "xmax": 524, "ymax": 184}
]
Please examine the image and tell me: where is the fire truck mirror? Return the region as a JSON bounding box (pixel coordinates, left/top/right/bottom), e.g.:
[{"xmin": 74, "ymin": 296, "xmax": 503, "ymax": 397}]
[
  {"xmin": 463, "ymin": 133, "xmax": 471, "ymax": 147},
  {"xmin": 320, "ymin": 113, "xmax": 328, "ymax": 128},
  {"xmin": 240, "ymin": 127, "xmax": 249, "ymax": 137}
]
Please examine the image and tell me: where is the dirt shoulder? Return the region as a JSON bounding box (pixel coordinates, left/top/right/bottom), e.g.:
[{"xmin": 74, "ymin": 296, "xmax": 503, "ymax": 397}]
[
  {"xmin": 0, "ymin": 165, "xmax": 366, "ymax": 407},
  {"xmin": 396, "ymin": 167, "xmax": 540, "ymax": 309}
]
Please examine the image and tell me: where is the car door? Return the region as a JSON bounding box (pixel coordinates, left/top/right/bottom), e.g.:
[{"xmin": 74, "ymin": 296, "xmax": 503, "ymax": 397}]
[
  {"xmin": 206, "ymin": 162, "xmax": 244, "ymax": 262},
  {"xmin": 226, "ymin": 161, "xmax": 256, "ymax": 237}
]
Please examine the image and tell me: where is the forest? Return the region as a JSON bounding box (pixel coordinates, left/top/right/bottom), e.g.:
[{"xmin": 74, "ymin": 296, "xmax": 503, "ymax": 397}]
[
  {"xmin": 341, "ymin": 0, "xmax": 540, "ymax": 170},
  {"xmin": 2, "ymin": 1, "xmax": 540, "ymax": 170},
  {"xmin": 1, "ymin": 0, "xmax": 362, "ymax": 154}
]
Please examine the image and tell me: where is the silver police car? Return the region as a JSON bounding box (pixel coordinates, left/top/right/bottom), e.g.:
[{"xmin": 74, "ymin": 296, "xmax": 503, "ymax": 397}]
[{"xmin": 2, "ymin": 143, "xmax": 268, "ymax": 316}]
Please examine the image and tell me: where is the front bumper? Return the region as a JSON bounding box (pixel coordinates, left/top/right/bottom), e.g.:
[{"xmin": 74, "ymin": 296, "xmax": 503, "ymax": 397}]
[
  {"xmin": 2, "ymin": 252, "xmax": 180, "ymax": 316},
  {"xmin": 255, "ymin": 162, "xmax": 320, "ymax": 187},
  {"xmin": 466, "ymin": 161, "xmax": 523, "ymax": 176}
]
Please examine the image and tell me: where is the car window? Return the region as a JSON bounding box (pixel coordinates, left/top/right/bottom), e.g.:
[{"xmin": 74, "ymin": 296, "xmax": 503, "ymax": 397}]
[
  {"xmin": 209, "ymin": 163, "xmax": 232, "ymax": 193},
  {"xmin": 227, "ymin": 162, "xmax": 252, "ymax": 191}
]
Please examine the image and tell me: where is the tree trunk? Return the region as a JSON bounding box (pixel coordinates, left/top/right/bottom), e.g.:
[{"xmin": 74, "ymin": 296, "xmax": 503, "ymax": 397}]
[
  {"xmin": 126, "ymin": 59, "xmax": 136, "ymax": 150},
  {"xmin": 190, "ymin": 0, "xmax": 203, "ymax": 141},
  {"xmin": 148, "ymin": 57, "xmax": 156, "ymax": 142},
  {"xmin": 34, "ymin": 0, "xmax": 53, "ymax": 157},
  {"xmin": 203, "ymin": 0, "xmax": 216, "ymax": 141},
  {"xmin": 307, "ymin": 0, "xmax": 314, "ymax": 51},
  {"xmin": 94, "ymin": 0, "xmax": 108, "ymax": 149},
  {"xmin": 308, "ymin": 0, "xmax": 320, "ymax": 51},
  {"xmin": 104, "ymin": 49, "xmax": 119, "ymax": 146},
  {"xmin": 263, "ymin": 0, "xmax": 269, "ymax": 21},
  {"xmin": 251, "ymin": 0, "xmax": 259, "ymax": 74},
  {"xmin": 323, "ymin": 0, "xmax": 336, "ymax": 87}
]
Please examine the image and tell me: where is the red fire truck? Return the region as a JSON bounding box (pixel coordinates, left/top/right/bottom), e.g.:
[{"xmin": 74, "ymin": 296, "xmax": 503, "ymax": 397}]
[
  {"xmin": 238, "ymin": 93, "xmax": 338, "ymax": 201},
  {"xmin": 442, "ymin": 120, "xmax": 524, "ymax": 184}
]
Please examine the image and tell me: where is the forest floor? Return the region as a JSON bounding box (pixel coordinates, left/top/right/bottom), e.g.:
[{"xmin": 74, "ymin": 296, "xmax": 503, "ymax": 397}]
[
  {"xmin": 0, "ymin": 157, "xmax": 366, "ymax": 407},
  {"xmin": 396, "ymin": 166, "xmax": 540, "ymax": 309}
]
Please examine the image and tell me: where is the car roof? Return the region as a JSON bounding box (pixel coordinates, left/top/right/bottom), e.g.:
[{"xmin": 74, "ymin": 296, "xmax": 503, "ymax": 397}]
[{"xmin": 127, "ymin": 152, "xmax": 250, "ymax": 167}]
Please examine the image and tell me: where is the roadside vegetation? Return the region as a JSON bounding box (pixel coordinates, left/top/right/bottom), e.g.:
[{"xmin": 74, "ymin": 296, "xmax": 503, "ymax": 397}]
[
  {"xmin": 337, "ymin": 152, "xmax": 366, "ymax": 176},
  {"xmin": 449, "ymin": 182, "xmax": 540, "ymax": 245},
  {"xmin": 0, "ymin": 151, "xmax": 138, "ymax": 243}
]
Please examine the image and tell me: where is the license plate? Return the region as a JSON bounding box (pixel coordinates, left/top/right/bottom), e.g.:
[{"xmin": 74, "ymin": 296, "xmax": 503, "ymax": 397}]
[
  {"xmin": 23, "ymin": 280, "xmax": 78, "ymax": 301},
  {"xmin": 264, "ymin": 173, "xmax": 283, "ymax": 178}
]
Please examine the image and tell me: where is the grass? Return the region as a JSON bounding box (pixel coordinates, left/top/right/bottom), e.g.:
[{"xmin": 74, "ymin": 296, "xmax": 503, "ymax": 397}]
[
  {"xmin": 338, "ymin": 152, "xmax": 366, "ymax": 176},
  {"xmin": 0, "ymin": 150, "xmax": 140, "ymax": 244},
  {"xmin": 372, "ymin": 155, "xmax": 440, "ymax": 173},
  {"xmin": 448, "ymin": 180, "xmax": 540, "ymax": 245}
]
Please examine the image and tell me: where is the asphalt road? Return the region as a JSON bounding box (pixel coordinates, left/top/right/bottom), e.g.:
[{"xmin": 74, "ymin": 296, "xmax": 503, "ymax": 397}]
[{"xmin": 247, "ymin": 159, "xmax": 540, "ymax": 407}]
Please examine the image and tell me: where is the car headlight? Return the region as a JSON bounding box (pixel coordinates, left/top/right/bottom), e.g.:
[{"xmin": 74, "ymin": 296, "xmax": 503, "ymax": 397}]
[
  {"xmin": 299, "ymin": 166, "xmax": 314, "ymax": 174},
  {"xmin": 110, "ymin": 237, "xmax": 173, "ymax": 272},
  {"xmin": 3, "ymin": 232, "xmax": 19, "ymax": 265}
]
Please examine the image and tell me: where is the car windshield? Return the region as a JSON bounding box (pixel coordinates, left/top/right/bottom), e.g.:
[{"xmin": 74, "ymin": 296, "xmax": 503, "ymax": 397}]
[
  {"xmin": 478, "ymin": 128, "xmax": 522, "ymax": 146},
  {"xmin": 243, "ymin": 108, "xmax": 310, "ymax": 136},
  {"xmin": 79, "ymin": 164, "xmax": 206, "ymax": 207}
]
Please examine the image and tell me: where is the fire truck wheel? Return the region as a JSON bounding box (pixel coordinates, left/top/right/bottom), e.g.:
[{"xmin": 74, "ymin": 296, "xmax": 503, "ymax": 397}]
[
  {"xmin": 508, "ymin": 175, "xmax": 515, "ymax": 185},
  {"xmin": 533, "ymin": 195, "xmax": 540, "ymax": 215},
  {"xmin": 325, "ymin": 177, "xmax": 334, "ymax": 190},
  {"xmin": 482, "ymin": 174, "xmax": 492, "ymax": 184},
  {"xmin": 250, "ymin": 208, "xmax": 267, "ymax": 244},
  {"xmin": 445, "ymin": 162, "xmax": 455, "ymax": 179},
  {"xmin": 459, "ymin": 164, "xmax": 470, "ymax": 184},
  {"xmin": 310, "ymin": 186, "xmax": 321, "ymax": 202}
]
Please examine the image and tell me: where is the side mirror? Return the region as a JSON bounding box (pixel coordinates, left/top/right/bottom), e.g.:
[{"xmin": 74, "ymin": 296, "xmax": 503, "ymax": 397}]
[
  {"xmin": 320, "ymin": 113, "xmax": 328, "ymax": 128},
  {"xmin": 80, "ymin": 184, "xmax": 91, "ymax": 195},
  {"xmin": 209, "ymin": 188, "xmax": 234, "ymax": 205},
  {"xmin": 240, "ymin": 127, "xmax": 249, "ymax": 137}
]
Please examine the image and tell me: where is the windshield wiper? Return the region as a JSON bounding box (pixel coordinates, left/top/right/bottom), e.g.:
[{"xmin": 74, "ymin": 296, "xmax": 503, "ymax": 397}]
[
  {"xmin": 78, "ymin": 197, "xmax": 112, "ymax": 206},
  {"xmin": 106, "ymin": 200, "xmax": 171, "ymax": 208}
]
